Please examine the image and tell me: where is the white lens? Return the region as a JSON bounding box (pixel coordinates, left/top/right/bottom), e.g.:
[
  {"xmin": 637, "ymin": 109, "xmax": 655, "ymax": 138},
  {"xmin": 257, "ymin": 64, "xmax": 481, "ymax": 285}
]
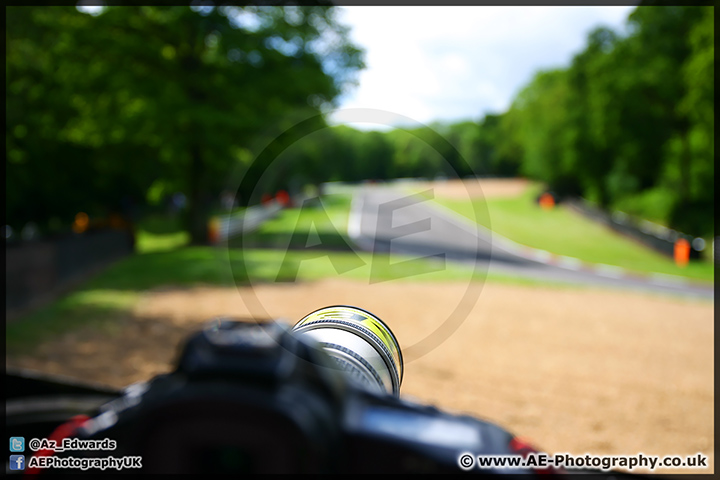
[{"xmin": 293, "ymin": 306, "xmax": 403, "ymax": 396}]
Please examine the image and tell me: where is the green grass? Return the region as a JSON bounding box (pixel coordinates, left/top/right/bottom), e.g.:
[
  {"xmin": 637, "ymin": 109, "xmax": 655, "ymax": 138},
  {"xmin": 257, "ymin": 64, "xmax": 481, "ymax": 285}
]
[
  {"xmin": 135, "ymin": 213, "xmax": 189, "ymax": 253},
  {"xmin": 431, "ymin": 184, "xmax": 714, "ymax": 283},
  {"xmin": 12, "ymin": 189, "xmax": 584, "ymax": 354},
  {"xmin": 134, "ymin": 207, "xmax": 248, "ymax": 253},
  {"xmin": 10, "ymin": 239, "xmax": 589, "ymax": 354},
  {"xmin": 239, "ymin": 248, "xmax": 474, "ymax": 283},
  {"xmin": 3, "ymin": 245, "xmax": 464, "ymax": 353},
  {"xmin": 14, "ymin": 187, "xmax": 710, "ymax": 354},
  {"xmin": 6, "ymin": 289, "xmax": 139, "ymax": 355},
  {"xmin": 2, "ymin": 194, "xmax": 399, "ymax": 351},
  {"xmin": 236, "ymin": 194, "xmax": 354, "ymax": 251}
]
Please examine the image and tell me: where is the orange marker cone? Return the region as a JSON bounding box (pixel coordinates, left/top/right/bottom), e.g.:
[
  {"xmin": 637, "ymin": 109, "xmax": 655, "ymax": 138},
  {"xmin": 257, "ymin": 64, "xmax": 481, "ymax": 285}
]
[
  {"xmin": 207, "ymin": 216, "xmax": 220, "ymax": 245},
  {"xmin": 674, "ymin": 238, "xmax": 690, "ymax": 268},
  {"xmin": 72, "ymin": 212, "xmax": 89, "ymax": 233},
  {"xmin": 539, "ymin": 192, "xmax": 555, "ymax": 210}
]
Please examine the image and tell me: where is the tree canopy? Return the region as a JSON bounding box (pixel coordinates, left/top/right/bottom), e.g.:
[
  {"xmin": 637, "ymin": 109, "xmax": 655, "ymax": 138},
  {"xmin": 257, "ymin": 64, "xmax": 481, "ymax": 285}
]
[
  {"xmin": 293, "ymin": 4, "xmax": 713, "ymax": 237},
  {"xmin": 7, "ymin": 5, "xmax": 364, "ymax": 243},
  {"xmin": 6, "ymin": 5, "xmax": 713, "ymax": 239}
]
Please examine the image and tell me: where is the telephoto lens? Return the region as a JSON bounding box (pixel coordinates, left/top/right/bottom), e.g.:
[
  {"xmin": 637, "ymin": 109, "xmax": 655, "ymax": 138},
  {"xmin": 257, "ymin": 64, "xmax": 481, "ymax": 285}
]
[{"xmin": 292, "ymin": 306, "xmax": 403, "ymax": 397}]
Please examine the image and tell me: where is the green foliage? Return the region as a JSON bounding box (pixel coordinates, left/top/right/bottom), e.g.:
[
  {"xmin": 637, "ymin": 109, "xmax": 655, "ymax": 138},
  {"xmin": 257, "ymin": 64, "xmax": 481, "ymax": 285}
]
[
  {"xmin": 494, "ymin": 5, "xmax": 713, "ymax": 236},
  {"xmin": 8, "ymin": 5, "xmax": 712, "ymax": 238},
  {"xmin": 6, "ymin": 6, "xmax": 364, "ymax": 243},
  {"xmin": 434, "ymin": 186, "xmax": 714, "ymax": 282},
  {"xmin": 512, "ymin": 69, "xmax": 581, "ymax": 196}
]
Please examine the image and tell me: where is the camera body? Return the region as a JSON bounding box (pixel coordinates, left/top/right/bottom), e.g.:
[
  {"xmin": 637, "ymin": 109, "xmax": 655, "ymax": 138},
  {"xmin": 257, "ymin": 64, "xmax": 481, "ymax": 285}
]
[{"xmin": 57, "ymin": 319, "xmax": 532, "ymax": 474}]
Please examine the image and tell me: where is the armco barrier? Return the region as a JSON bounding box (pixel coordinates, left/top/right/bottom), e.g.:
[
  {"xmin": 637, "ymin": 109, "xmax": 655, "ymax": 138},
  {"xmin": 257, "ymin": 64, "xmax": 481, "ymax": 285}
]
[
  {"xmin": 564, "ymin": 198, "xmax": 703, "ymax": 260},
  {"xmin": 6, "ymin": 229, "xmax": 135, "ymax": 318},
  {"xmin": 217, "ymin": 201, "xmax": 282, "ymax": 241}
]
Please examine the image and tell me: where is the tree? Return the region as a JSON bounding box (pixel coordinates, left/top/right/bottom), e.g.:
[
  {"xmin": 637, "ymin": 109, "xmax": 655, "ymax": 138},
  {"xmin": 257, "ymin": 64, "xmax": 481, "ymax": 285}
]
[
  {"xmin": 6, "ymin": 6, "xmax": 364, "ymax": 243},
  {"xmin": 432, "ymin": 121, "xmax": 480, "ymax": 178},
  {"xmin": 596, "ymin": 5, "xmax": 710, "ymax": 234},
  {"xmin": 666, "ymin": 5, "xmax": 714, "ymax": 236},
  {"xmin": 509, "ymin": 68, "xmax": 583, "ymax": 196},
  {"xmin": 563, "ymin": 27, "xmax": 619, "ymax": 205}
]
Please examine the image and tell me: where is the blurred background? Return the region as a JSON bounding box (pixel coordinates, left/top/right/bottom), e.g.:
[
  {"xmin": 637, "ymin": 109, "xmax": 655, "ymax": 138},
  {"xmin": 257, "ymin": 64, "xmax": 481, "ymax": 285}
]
[{"xmin": 6, "ymin": 3, "xmax": 714, "ymax": 474}]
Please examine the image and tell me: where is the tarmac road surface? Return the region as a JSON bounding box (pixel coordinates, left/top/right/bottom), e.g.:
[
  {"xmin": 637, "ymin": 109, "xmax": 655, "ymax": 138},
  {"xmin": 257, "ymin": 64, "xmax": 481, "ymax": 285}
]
[{"xmin": 347, "ymin": 185, "xmax": 714, "ymax": 300}]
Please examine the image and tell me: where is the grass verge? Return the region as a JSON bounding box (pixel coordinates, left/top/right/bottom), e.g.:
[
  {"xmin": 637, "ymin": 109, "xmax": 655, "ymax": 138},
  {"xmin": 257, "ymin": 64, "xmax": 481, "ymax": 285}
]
[
  {"xmin": 431, "ymin": 184, "xmax": 714, "ymax": 283},
  {"xmin": 15, "ymin": 188, "xmax": 708, "ymax": 355},
  {"xmin": 236, "ymin": 194, "xmax": 352, "ymax": 250},
  {"xmin": 8, "ymin": 242, "xmax": 591, "ymax": 355},
  {"xmin": 135, "ymin": 213, "xmax": 189, "ymax": 253}
]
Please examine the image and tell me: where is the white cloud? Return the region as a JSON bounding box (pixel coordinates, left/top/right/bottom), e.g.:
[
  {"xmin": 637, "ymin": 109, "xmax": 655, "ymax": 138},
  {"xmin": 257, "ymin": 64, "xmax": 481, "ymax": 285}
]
[
  {"xmin": 441, "ymin": 53, "xmax": 469, "ymax": 75},
  {"xmin": 331, "ymin": 5, "xmax": 637, "ymax": 129}
]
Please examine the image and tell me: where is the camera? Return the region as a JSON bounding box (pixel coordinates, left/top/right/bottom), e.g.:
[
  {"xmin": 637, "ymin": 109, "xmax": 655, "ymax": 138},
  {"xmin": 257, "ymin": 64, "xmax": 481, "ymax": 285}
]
[{"xmin": 5, "ymin": 306, "xmax": 639, "ymax": 475}]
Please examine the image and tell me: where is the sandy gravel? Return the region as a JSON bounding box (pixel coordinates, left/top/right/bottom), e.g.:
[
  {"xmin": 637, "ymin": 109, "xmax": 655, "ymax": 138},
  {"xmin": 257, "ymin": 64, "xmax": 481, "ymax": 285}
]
[
  {"xmin": 7, "ymin": 179, "xmax": 713, "ymax": 473},
  {"xmin": 413, "ymin": 177, "xmax": 533, "ymax": 200},
  {"xmin": 8, "ymin": 279, "xmax": 714, "ymax": 474}
]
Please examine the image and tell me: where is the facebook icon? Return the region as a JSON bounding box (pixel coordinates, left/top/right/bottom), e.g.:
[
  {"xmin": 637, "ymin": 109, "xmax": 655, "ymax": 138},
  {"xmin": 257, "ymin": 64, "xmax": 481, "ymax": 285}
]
[{"xmin": 9, "ymin": 455, "xmax": 25, "ymax": 470}]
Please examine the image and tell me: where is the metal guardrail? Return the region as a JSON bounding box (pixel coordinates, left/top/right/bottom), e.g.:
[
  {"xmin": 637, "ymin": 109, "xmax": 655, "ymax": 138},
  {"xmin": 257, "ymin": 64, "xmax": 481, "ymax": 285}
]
[
  {"xmin": 214, "ymin": 201, "xmax": 283, "ymax": 242},
  {"xmin": 564, "ymin": 198, "xmax": 707, "ymax": 260}
]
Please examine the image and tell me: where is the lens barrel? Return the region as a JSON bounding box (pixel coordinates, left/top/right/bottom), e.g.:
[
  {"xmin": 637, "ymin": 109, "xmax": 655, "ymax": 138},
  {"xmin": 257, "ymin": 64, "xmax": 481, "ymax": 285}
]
[{"xmin": 293, "ymin": 306, "xmax": 403, "ymax": 396}]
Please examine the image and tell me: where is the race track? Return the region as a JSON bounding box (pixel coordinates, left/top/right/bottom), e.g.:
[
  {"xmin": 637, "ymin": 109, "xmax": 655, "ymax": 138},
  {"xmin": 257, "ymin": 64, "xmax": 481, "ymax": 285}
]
[{"xmin": 347, "ymin": 185, "xmax": 713, "ymax": 299}]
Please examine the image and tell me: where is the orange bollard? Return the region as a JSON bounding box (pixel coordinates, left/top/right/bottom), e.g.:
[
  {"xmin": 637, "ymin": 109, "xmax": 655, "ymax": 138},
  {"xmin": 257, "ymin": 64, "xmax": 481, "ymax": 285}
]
[
  {"xmin": 674, "ymin": 238, "xmax": 690, "ymax": 268},
  {"xmin": 207, "ymin": 216, "xmax": 220, "ymax": 245},
  {"xmin": 72, "ymin": 212, "xmax": 89, "ymax": 233},
  {"xmin": 539, "ymin": 192, "xmax": 555, "ymax": 210}
]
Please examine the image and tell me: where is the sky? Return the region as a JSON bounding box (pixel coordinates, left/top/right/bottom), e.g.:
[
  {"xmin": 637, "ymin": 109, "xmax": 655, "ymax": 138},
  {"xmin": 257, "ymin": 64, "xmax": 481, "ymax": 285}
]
[
  {"xmin": 330, "ymin": 6, "xmax": 638, "ymax": 130},
  {"xmin": 75, "ymin": 4, "xmax": 638, "ymax": 131}
]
